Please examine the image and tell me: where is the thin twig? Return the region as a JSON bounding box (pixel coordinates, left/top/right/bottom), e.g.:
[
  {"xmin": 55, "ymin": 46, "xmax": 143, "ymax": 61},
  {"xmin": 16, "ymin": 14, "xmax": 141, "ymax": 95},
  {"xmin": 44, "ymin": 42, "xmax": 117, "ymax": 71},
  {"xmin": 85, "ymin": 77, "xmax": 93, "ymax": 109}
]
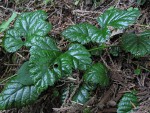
[{"xmin": 0, "ymin": 74, "xmax": 17, "ymax": 84}]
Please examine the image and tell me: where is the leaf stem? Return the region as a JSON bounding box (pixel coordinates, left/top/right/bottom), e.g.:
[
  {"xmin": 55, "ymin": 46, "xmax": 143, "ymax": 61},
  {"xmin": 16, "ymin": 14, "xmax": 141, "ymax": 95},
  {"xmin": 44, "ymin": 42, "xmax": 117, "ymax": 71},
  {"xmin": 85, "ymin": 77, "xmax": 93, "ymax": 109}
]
[{"xmin": 88, "ymin": 45, "xmax": 106, "ymax": 52}]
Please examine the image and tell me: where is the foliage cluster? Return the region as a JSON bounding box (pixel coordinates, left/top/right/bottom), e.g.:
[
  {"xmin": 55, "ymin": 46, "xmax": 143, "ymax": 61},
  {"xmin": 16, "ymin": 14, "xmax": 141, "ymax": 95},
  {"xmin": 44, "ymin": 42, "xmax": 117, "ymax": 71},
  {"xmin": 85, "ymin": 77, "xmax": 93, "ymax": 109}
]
[{"xmin": 0, "ymin": 7, "xmax": 149, "ymax": 112}]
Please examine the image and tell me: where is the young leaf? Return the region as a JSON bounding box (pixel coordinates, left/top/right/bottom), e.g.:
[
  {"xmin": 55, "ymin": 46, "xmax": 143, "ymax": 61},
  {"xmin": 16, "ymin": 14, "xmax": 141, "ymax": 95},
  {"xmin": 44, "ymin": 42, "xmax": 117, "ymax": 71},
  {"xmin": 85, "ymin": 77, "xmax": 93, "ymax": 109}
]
[
  {"xmin": 121, "ymin": 33, "xmax": 150, "ymax": 56},
  {"xmin": 97, "ymin": 8, "xmax": 140, "ymax": 29},
  {"xmin": 29, "ymin": 37, "xmax": 61, "ymax": 93},
  {"xmin": 53, "ymin": 43, "xmax": 92, "ymax": 75},
  {"xmin": 62, "ymin": 23, "xmax": 110, "ymax": 44},
  {"xmin": 0, "ymin": 76, "xmax": 39, "ymax": 110},
  {"xmin": 72, "ymin": 83, "xmax": 96, "ymax": 104},
  {"xmin": 117, "ymin": 91, "xmax": 138, "ymax": 113},
  {"xmin": 84, "ymin": 63, "xmax": 109, "ymax": 87},
  {"xmin": 0, "ymin": 12, "xmax": 17, "ymax": 33},
  {"xmin": 134, "ymin": 68, "xmax": 141, "ymax": 75},
  {"xmin": 3, "ymin": 10, "xmax": 52, "ymax": 52},
  {"xmin": 16, "ymin": 61, "xmax": 34, "ymax": 86}
]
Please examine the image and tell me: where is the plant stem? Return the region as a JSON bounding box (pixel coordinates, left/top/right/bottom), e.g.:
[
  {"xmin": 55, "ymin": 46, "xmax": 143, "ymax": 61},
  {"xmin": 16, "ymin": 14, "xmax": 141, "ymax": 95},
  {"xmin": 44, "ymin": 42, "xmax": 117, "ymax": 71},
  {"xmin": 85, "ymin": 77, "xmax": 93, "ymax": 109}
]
[{"xmin": 88, "ymin": 46, "xmax": 106, "ymax": 52}]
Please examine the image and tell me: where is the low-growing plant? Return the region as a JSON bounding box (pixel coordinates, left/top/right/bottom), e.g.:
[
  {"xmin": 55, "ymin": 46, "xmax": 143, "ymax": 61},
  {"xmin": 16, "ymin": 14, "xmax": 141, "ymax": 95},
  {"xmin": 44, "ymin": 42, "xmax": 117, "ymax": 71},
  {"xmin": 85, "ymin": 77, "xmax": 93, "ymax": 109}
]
[
  {"xmin": 117, "ymin": 90, "xmax": 138, "ymax": 113},
  {"xmin": 0, "ymin": 7, "xmax": 150, "ymax": 112}
]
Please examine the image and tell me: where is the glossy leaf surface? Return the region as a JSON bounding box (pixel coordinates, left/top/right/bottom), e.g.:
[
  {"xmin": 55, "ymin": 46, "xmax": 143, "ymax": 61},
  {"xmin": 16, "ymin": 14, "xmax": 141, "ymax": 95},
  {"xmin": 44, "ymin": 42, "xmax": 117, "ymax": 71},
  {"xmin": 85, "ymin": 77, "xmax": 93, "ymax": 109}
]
[
  {"xmin": 17, "ymin": 61, "xmax": 34, "ymax": 86},
  {"xmin": 72, "ymin": 83, "xmax": 96, "ymax": 104},
  {"xmin": 14, "ymin": 10, "xmax": 51, "ymax": 38},
  {"xmin": 97, "ymin": 8, "xmax": 140, "ymax": 29},
  {"xmin": 3, "ymin": 10, "xmax": 51, "ymax": 52},
  {"xmin": 0, "ymin": 76, "xmax": 39, "ymax": 110},
  {"xmin": 117, "ymin": 91, "xmax": 138, "ymax": 113},
  {"xmin": 121, "ymin": 33, "xmax": 150, "ymax": 56},
  {"xmin": 29, "ymin": 37, "xmax": 91, "ymax": 93},
  {"xmin": 29, "ymin": 37, "xmax": 61, "ymax": 93},
  {"xmin": 3, "ymin": 29, "xmax": 24, "ymax": 52},
  {"xmin": 53, "ymin": 44, "xmax": 92, "ymax": 75},
  {"xmin": 62, "ymin": 23, "xmax": 110, "ymax": 44},
  {"xmin": 84, "ymin": 63, "xmax": 109, "ymax": 87}
]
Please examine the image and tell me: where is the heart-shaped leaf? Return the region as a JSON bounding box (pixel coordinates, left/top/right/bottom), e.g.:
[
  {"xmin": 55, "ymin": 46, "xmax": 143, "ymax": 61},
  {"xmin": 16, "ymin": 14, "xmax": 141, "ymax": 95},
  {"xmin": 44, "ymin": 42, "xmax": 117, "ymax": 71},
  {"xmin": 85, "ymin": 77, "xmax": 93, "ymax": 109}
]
[
  {"xmin": 84, "ymin": 63, "xmax": 109, "ymax": 87},
  {"xmin": 0, "ymin": 76, "xmax": 39, "ymax": 110},
  {"xmin": 3, "ymin": 10, "xmax": 52, "ymax": 52},
  {"xmin": 117, "ymin": 91, "xmax": 138, "ymax": 113},
  {"xmin": 62, "ymin": 23, "xmax": 110, "ymax": 44},
  {"xmin": 121, "ymin": 33, "xmax": 150, "ymax": 56},
  {"xmin": 97, "ymin": 8, "xmax": 140, "ymax": 29}
]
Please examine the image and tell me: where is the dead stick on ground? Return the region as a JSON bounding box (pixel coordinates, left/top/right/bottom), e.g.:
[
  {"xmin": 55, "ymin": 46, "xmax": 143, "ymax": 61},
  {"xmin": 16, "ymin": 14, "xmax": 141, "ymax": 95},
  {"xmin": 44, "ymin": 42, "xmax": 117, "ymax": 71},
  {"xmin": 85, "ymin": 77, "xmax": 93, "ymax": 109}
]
[{"xmin": 97, "ymin": 84, "xmax": 117, "ymax": 109}]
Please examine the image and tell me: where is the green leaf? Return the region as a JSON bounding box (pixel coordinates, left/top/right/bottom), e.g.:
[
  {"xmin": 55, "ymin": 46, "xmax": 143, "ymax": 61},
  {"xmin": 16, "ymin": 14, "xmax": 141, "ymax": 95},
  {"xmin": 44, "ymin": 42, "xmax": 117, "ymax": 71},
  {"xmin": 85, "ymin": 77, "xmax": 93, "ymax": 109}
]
[
  {"xmin": 89, "ymin": 44, "xmax": 106, "ymax": 56},
  {"xmin": 72, "ymin": 83, "xmax": 96, "ymax": 104},
  {"xmin": 0, "ymin": 76, "xmax": 39, "ymax": 110},
  {"xmin": 84, "ymin": 63, "xmax": 109, "ymax": 87},
  {"xmin": 29, "ymin": 37, "xmax": 91, "ymax": 93},
  {"xmin": 3, "ymin": 29, "xmax": 24, "ymax": 52},
  {"xmin": 83, "ymin": 108, "xmax": 91, "ymax": 113},
  {"xmin": 138, "ymin": 30, "xmax": 150, "ymax": 37},
  {"xmin": 121, "ymin": 33, "xmax": 150, "ymax": 56},
  {"xmin": 61, "ymin": 84, "xmax": 74, "ymax": 103},
  {"xmin": 14, "ymin": 10, "xmax": 51, "ymax": 38},
  {"xmin": 0, "ymin": 12, "xmax": 17, "ymax": 33},
  {"xmin": 16, "ymin": 61, "xmax": 34, "ymax": 85},
  {"xmin": 134, "ymin": 68, "xmax": 141, "ymax": 75},
  {"xmin": 30, "ymin": 36, "xmax": 59, "ymax": 54},
  {"xmin": 97, "ymin": 8, "xmax": 140, "ymax": 29},
  {"xmin": 53, "ymin": 53, "xmax": 73, "ymax": 75},
  {"xmin": 117, "ymin": 91, "xmax": 138, "ymax": 113},
  {"xmin": 53, "ymin": 43, "xmax": 92, "ymax": 75},
  {"xmin": 62, "ymin": 23, "xmax": 110, "ymax": 44},
  {"xmin": 66, "ymin": 43, "xmax": 92, "ymax": 70},
  {"xmin": 29, "ymin": 37, "xmax": 61, "ymax": 93},
  {"xmin": 3, "ymin": 10, "xmax": 52, "ymax": 52}
]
